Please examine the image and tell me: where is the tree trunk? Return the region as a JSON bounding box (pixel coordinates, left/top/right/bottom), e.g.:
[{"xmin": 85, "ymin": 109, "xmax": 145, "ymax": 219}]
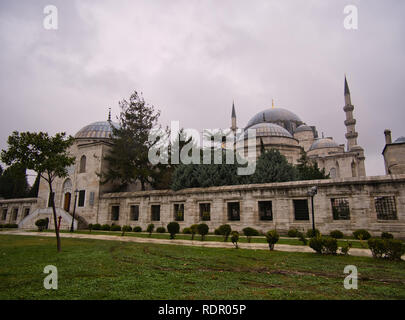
[{"xmin": 49, "ymin": 182, "xmax": 61, "ymax": 252}]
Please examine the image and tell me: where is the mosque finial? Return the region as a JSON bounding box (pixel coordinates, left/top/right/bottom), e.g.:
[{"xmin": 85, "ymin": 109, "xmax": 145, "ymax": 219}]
[
  {"xmin": 108, "ymin": 108, "xmax": 111, "ymax": 122},
  {"xmin": 272, "ymin": 99, "xmax": 275, "ymax": 109}
]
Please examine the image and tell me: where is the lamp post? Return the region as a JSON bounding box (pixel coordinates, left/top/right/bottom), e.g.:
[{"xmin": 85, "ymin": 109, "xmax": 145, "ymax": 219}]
[
  {"xmin": 307, "ymin": 186, "xmax": 318, "ymax": 232},
  {"xmin": 70, "ymin": 189, "xmax": 79, "ymax": 232}
]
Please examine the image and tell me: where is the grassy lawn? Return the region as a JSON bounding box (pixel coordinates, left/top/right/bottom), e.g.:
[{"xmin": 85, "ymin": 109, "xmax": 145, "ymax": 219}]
[
  {"xmin": 39, "ymin": 229, "xmax": 369, "ymax": 249},
  {"xmin": 0, "ymin": 234, "xmax": 404, "ymax": 300}
]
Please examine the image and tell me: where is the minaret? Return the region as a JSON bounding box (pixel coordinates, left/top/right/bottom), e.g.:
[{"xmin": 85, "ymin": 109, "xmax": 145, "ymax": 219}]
[
  {"xmin": 231, "ymin": 101, "xmax": 237, "ymax": 132},
  {"xmin": 108, "ymin": 107, "xmax": 112, "ymax": 123},
  {"xmin": 343, "ymin": 76, "xmax": 358, "ymax": 151}
]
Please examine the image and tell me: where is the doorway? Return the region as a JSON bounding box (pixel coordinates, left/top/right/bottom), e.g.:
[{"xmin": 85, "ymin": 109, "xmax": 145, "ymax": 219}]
[{"xmin": 64, "ymin": 192, "xmax": 71, "ymax": 212}]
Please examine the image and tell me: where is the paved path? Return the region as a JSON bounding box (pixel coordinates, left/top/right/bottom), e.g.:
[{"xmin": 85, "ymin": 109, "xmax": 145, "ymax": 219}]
[{"xmin": 1, "ymin": 230, "xmax": 381, "ymax": 258}]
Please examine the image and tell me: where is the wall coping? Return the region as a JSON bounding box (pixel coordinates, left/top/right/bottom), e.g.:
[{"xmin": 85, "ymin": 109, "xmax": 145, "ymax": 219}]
[
  {"xmin": 0, "ymin": 197, "xmax": 39, "ymax": 205},
  {"xmin": 101, "ymin": 174, "xmax": 405, "ymax": 199}
]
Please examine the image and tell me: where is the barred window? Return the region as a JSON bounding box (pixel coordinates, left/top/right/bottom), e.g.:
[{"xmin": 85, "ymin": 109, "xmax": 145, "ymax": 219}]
[
  {"xmin": 111, "ymin": 206, "xmax": 120, "ymax": 221},
  {"xmin": 89, "ymin": 192, "xmax": 95, "ymax": 206},
  {"xmin": 130, "ymin": 205, "xmax": 139, "ymax": 221},
  {"xmin": 227, "ymin": 202, "xmax": 240, "ymax": 221},
  {"xmin": 24, "ymin": 208, "xmax": 30, "ymax": 218},
  {"xmin": 78, "ymin": 190, "xmax": 85, "ymax": 207},
  {"xmin": 199, "ymin": 203, "xmax": 211, "ymax": 221},
  {"xmin": 259, "ymin": 201, "xmax": 273, "ymax": 221},
  {"xmin": 174, "ymin": 203, "xmax": 184, "ymax": 221},
  {"xmin": 12, "ymin": 208, "xmax": 18, "ymax": 221},
  {"xmin": 151, "ymin": 205, "xmax": 160, "ymax": 221},
  {"xmin": 375, "ymin": 196, "xmax": 397, "ymax": 220},
  {"xmin": 1, "ymin": 208, "xmax": 7, "ymax": 220},
  {"xmin": 293, "ymin": 199, "xmax": 309, "ymax": 221},
  {"xmin": 331, "ymin": 198, "xmax": 350, "ymax": 220}
]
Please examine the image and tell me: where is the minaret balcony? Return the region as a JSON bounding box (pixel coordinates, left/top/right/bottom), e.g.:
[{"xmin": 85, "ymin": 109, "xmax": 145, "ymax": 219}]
[
  {"xmin": 343, "ymin": 104, "xmax": 354, "ymax": 112},
  {"xmin": 345, "ymin": 132, "xmax": 358, "ymax": 139},
  {"xmin": 344, "ymin": 119, "xmax": 356, "ymax": 126}
]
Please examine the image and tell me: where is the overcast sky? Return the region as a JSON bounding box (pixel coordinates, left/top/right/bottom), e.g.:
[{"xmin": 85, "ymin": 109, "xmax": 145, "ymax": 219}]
[{"xmin": 1, "ymin": 0, "xmax": 404, "ymax": 181}]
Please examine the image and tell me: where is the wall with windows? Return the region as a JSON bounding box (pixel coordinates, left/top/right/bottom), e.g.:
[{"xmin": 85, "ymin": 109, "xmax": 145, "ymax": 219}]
[
  {"xmin": 0, "ymin": 198, "xmax": 38, "ymax": 225},
  {"xmin": 98, "ymin": 174, "xmax": 405, "ymax": 238}
]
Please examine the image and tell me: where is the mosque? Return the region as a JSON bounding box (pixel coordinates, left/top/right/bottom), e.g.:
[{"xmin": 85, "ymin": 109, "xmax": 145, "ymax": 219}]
[{"xmin": 2, "ymin": 77, "xmax": 405, "ymax": 237}]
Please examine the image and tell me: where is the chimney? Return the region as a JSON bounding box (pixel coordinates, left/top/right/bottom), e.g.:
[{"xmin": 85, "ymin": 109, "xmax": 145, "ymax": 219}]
[{"xmin": 384, "ymin": 129, "xmax": 392, "ymax": 144}]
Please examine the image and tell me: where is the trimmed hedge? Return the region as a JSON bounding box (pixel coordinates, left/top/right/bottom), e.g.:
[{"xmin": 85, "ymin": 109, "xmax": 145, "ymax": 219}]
[
  {"xmin": 306, "ymin": 229, "xmax": 320, "ymax": 238},
  {"xmin": 287, "ymin": 228, "xmax": 299, "ymax": 237},
  {"xmin": 156, "ymin": 227, "xmax": 166, "ymax": 233},
  {"xmin": 353, "ymin": 229, "xmax": 371, "ymax": 240},
  {"xmin": 110, "ymin": 225, "xmax": 121, "ymax": 231},
  {"xmin": 167, "ymin": 222, "xmax": 180, "ymax": 239},
  {"xmin": 381, "ymin": 232, "xmax": 394, "ymax": 239},
  {"xmin": 242, "ymin": 227, "xmax": 259, "ymax": 243},
  {"xmin": 368, "ymin": 238, "xmax": 405, "ymax": 260},
  {"xmin": 265, "ymin": 230, "xmax": 279, "ymax": 251},
  {"xmin": 133, "ymin": 226, "xmax": 142, "ymax": 232},
  {"xmin": 122, "ymin": 225, "xmax": 132, "ymax": 232},
  {"xmin": 92, "ymin": 223, "xmax": 101, "ymax": 230},
  {"xmin": 309, "ymin": 236, "xmax": 338, "ymax": 255},
  {"xmin": 101, "ymin": 224, "xmax": 111, "ymax": 231},
  {"xmin": 329, "ymin": 230, "xmax": 344, "ymax": 239}
]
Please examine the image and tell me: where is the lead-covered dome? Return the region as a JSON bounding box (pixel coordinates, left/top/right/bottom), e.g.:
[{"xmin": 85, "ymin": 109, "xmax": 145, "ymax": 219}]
[
  {"xmin": 243, "ymin": 123, "xmax": 293, "ymax": 139},
  {"xmin": 309, "ymin": 138, "xmax": 340, "ymax": 151},
  {"xmin": 294, "ymin": 124, "xmax": 313, "ymax": 133},
  {"xmin": 75, "ymin": 121, "xmax": 119, "ymax": 139},
  {"xmin": 394, "ymin": 136, "xmax": 405, "ymax": 144},
  {"xmin": 245, "ymin": 107, "xmax": 303, "ymax": 134}
]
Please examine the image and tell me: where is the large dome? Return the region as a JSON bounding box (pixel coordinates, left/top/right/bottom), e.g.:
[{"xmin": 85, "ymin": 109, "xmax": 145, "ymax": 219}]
[
  {"xmin": 394, "ymin": 136, "xmax": 405, "ymax": 144},
  {"xmin": 309, "ymin": 138, "xmax": 340, "ymax": 151},
  {"xmin": 75, "ymin": 121, "xmax": 119, "ymax": 139},
  {"xmin": 245, "ymin": 107, "xmax": 303, "ymax": 134}
]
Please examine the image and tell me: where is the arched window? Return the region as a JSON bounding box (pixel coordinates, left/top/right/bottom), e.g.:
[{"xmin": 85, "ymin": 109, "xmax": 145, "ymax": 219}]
[
  {"xmin": 329, "ymin": 168, "xmax": 336, "ymax": 179},
  {"xmin": 79, "ymin": 155, "xmax": 86, "ymax": 173},
  {"xmin": 351, "ymin": 161, "xmax": 357, "ymax": 177}
]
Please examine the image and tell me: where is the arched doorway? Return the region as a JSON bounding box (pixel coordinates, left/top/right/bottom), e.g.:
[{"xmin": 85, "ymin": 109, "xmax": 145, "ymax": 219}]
[
  {"xmin": 64, "ymin": 192, "xmax": 71, "ymax": 212},
  {"xmin": 62, "ymin": 178, "xmax": 72, "ymax": 212}
]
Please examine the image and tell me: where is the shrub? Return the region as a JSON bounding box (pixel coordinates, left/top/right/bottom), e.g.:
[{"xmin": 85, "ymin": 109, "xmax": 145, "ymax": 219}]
[
  {"xmin": 340, "ymin": 241, "xmax": 352, "ymax": 256},
  {"xmin": 190, "ymin": 224, "xmax": 199, "ymax": 240},
  {"xmin": 297, "ymin": 231, "xmax": 307, "ymax": 245},
  {"xmin": 330, "ymin": 230, "xmax": 344, "ymax": 239},
  {"xmin": 147, "ymin": 224, "xmax": 154, "ymax": 236},
  {"xmin": 231, "ymin": 231, "xmax": 239, "ymax": 249},
  {"xmin": 35, "ymin": 219, "xmax": 47, "ymax": 232},
  {"xmin": 156, "ymin": 227, "xmax": 166, "ymax": 233},
  {"xmin": 214, "ymin": 228, "xmax": 221, "ymax": 235},
  {"xmin": 242, "ymin": 227, "xmax": 259, "ymax": 243},
  {"xmin": 218, "ymin": 224, "xmax": 232, "ymax": 242},
  {"xmin": 133, "ymin": 226, "xmax": 142, "ymax": 232},
  {"xmin": 92, "ymin": 223, "xmax": 101, "ymax": 230},
  {"xmin": 101, "ymin": 224, "xmax": 111, "ymax": 231},
  {"xmin": 287, "ymin": 228, "xmax": 299, "ymax": 237},
  {"xmin": 110, "ymin": 225, "xmax": 121, "ymax": 231},
  {"xmin": 88, "ymin": 224, "xmax": 93, "ymax": 232},
  {"xmin": 197, "ymin": 223, "xmax": 209, "ymax": 241},
  {"xmin": 167, "ymin": 222, "xmax": 180, "ymax": 239},
  {"xmin": 306, "ymin": 229, "xmax": 320, "ymax": 238},
  {"xmin": 183, "ymin": 227, "xmax": 191, "ymax": 234},
  {"xmin": 122, "ymin": 225, "xmax": 132, "ymax": 232},
  {"xmin": 309, "ymin": 236, "xmax": 338, "ymax": 255},
  {"xmin": 381, "ymin": 232, "xmax": 394, "ymax": 239},
  {"xmin": 0, "ymin": 224, "xmax": 3, "ymax": 228},
  {"xmin": 353, "ymin": 229, "xmax": 371, "ymax": 240},
  {"xmin": 368, "ymin": 238, "xmax": 405, "ymax": 261},
  {"xmin": 265, "ymin": 230, "xmax": 279, "ymax": 250}
]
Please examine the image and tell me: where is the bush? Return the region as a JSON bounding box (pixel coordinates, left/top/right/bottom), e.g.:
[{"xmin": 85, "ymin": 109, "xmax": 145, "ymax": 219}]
[
  {"xmin": 231, "ymin": 231, "xmax": 239, "ymax": 249},
  {"xmin": 265, "ymin": 230, "xmax": 279, "ymax": 250},
  {"xmin": 133, "ymin": 226, "xmax": 142, "ymax": 232},
  {"xmin": 122, "ymin": 225, "xmax": 132, "ymax": 232},
  {"xmin": 340, "ymin": 241, "xmax": 352, "ymax": 256},
  {"xmin": 242, "ymin": 227, "xmax": 259, "ymax": 243},
  {"xmin": 110, "ymin": 225, "xmax": 121, "ymax": 231},
  {"xmin": 353, "ymin": 229, "xmax": 371, "ymax": 240},
  {"xmin": 183, "ymin": 227, "xmax": 191, "ymax": 234},
  {"xmin": 330, "ymin": 230, "xmax": 344, "ymax": 239},
  {"xmin": 147, "ymin": 224, "xmax": 154, "ymax": 236},
  {"xmin": 101, "ymin": 224, "xmax": 111, "ymax": 231},
  {"xmin": 156, "ymin": 227, "xmax": 166, "ymax": 233},
  {"xmin": 218, "ymin": 224, "xmax": 232, "ymax": 242},
  {"xmin": 190, "ymin": 224, "xmax": 199, "ymax": 240},
  {"xmin": 381, "ymin": 232, "xmax": 394, "ymax": 239},
  {"xmin": 4, "ymin": 223, "xmax": 18, "ymax": 228},
  {"xmin": 368, "ymin": 238, "xmax": 405, "ymax": 260},
  {"xmin": 297, "ymin": 231, "xmax": 307, "ymax": 245},
  {"xmin": 306, "ymin": 229, "xmax": 320, "ymax": 238},
  {"xmin": 197, "ymin": 223, "xmax": 209, "ymax": 241},
  {"xmin": 92, "ymin": 223, "xmax": 101, "ymax": 230},
  {"xmin": 35, "ymin": 219, "xmax": 47, "ymax": 232},
  {"xmin": 214, "ymin": 228, "xmax": 221, "ymax": 235},
  {"xmin": 88, "ymin": 224, "xmax": 93, "ymax": 232},
  {"xmin": 287, "ymin": 228, "xmax": 299, "ymax": 237},
  {"xmin": 309, "ymin": 236, "xmax": 338, "ymax": 255},
  {"xmin": 167, "ymin": 222, "xmax": 180, "ymax": 239}
]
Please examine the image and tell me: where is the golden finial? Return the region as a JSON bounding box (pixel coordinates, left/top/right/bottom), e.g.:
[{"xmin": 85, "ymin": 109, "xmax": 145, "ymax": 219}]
[{"xmin": 272, "ymin": 99, "xmax": 275, "ymax": 109}]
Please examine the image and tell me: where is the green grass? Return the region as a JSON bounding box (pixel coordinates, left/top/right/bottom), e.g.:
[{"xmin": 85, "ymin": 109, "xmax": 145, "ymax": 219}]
[
  {"xmin": 0, "ymin": 234, "xmax": 404, "ymax": 300},
  {"xmin": 46, "ymin": 229, "xmax": 369, "ymax": 249}
]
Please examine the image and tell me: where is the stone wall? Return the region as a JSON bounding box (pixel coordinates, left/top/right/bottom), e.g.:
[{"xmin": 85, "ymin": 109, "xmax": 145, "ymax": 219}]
[{"xmin": 97, "ymin": 174, "xmax": 405, "ymax": 238}]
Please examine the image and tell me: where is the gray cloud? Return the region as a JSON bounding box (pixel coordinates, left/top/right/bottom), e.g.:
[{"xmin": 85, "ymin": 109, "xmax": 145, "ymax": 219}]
[{"xmin": 1, "ymin": 0, "xmax": 404, "ymax": 178}]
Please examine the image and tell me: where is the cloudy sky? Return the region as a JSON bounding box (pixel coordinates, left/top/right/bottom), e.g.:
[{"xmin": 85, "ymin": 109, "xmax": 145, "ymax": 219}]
[{"xmin": 1, "ymin": 0, "xmax": 404, "ymax": 181}]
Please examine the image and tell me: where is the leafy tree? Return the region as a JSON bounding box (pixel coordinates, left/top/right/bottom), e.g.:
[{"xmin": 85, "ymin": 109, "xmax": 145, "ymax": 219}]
[
  {"xmin": 231, "ymin": 231, "xmax": 240, "ymax": 249},
  {"xmin": 167, "ymin": 222, "xmax": 180, "ymax": 239},
  {"xmin": 265, "ymin": 230, "xmax": 280, "ymax": 251},
  {"xmin": 190, "ymin": 224, "xmax": 199, "ymax": 240},
  {"xmin": 218, "ymin": 224, "xmax": 232, "ymax": 242},
  {"xmin": 296, "ymin": 150, "xmax": 329, "ymax": 180},
  {"xmin": 251, "ymin": 149, "xmax": 297, "ymax": 184},
  {"xmin": 0, "ymin": 163, "xmax": 29, "ymax": 199},
  {"xmin": 1, "ymin": 131, "xmax": 75, "ymax": 252},
  {"xmin": 102, "ymin": 91, "xmax": 162, "ymax": 191},
  {"xmin": 242, "ymin": 227, "xmax": 260, "ymax": 243},
  {"xmin": 147, "ymin": 223, "xmax": 154, "ymax": 236},
  {"xmin": 197, "ymin": 223, "xmax": 209, "ymax": 241}
]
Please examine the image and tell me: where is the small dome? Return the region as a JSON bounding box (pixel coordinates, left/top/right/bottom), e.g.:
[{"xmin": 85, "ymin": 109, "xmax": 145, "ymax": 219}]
[
  {"xmin": 309, "ymin": 138, "xmax": 340, "ymax": 151},
  {"xmin": 243, "ymin": 123, "xmax": 293, "ymax": 139},
  {"xmin": 245, "ymin": 107, "xmax": 303, "ymax": 130},
  {"xmin": 75, "ymin": 121, "xmax": 119, "ymax": 139},
  {"xmin": 394, "ymin": 136, "xmax": 405, "ymax": 144},
  {"xmin": 294, "ymin": 124, "xmax": 313, "ymax": 133}
]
